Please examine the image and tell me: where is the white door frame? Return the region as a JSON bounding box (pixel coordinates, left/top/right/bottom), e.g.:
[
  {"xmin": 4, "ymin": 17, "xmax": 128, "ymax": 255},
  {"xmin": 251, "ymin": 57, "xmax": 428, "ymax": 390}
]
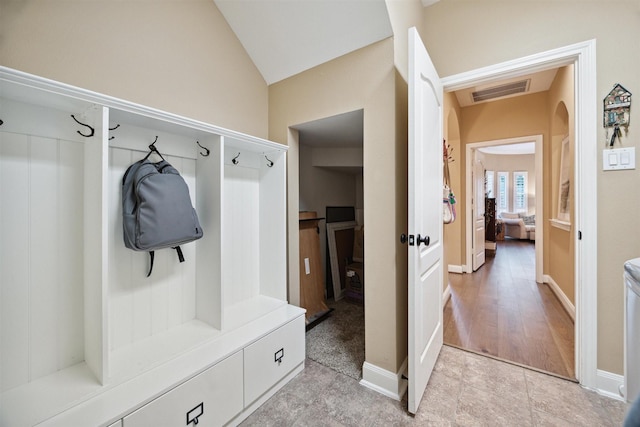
[
  {"xmin": 465, "ymin": 135, "xmax": 544, "ymax": 284},
  {"xmin": 442, "ymin": 39, "xmax": 597, "ymax": 388}
]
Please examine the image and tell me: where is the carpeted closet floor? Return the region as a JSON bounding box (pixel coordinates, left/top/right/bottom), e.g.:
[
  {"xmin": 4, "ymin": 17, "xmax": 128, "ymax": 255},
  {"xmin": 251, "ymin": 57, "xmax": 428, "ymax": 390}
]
[{"xmin": 305, "ymin": 298, "xmax": 365, "ymax": 381}]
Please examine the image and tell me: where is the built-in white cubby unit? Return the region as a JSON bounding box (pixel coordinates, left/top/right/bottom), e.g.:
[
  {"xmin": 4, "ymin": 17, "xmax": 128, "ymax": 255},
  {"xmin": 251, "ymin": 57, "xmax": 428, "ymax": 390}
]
[{"xmin": 0, "ymin": 67, "xmax": 304, "ymax": 427}]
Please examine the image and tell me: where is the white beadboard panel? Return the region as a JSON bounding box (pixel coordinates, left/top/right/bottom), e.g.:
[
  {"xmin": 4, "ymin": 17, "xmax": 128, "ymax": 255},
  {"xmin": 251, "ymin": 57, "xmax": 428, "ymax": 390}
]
[
  {"xmin": 0, "ymin": 98, "xmax": 97, "ymax": 145},
  {"xmin": 169, "ymin": 156, "xmax": 198, "ymax": 327},
  {"xmin": 259, "ymin": 151, "xmax": 287, "ymax": 300},
  {"xmin": 195, "ymin": 138, "xmax": 223, "ymax": 329},
  {"xmin": 108, "ymin": 149, "xmax": 199, "ymax": 355},
  {"xmin": 29, "ymin": 136, "xmax": 59, "ymax": 381},
  {"xmin": 108, "ymin": 119, "xmax": 198, "ymax": 162},
  {"xmin": 0, "ymin": 132, "xmax": 30, "ymax": 392},
  {"xmin": 223, "ymin": 163, "xmax": 261, "ymax": 310},
  {"xmin": 0, "ymin": 133, "xmax": 85, "ymax": 392},
  {"xmin": 109, "ymin": 147, "xmax": 135, "ymax": 352},
  {"xmin": 57, "ymin": 140, "xmax": 85, "ymax": 370}
]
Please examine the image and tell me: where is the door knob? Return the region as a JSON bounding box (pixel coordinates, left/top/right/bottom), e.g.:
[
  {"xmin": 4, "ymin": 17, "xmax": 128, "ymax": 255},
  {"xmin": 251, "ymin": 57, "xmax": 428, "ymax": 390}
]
[{"xmin": 416, "ymin": 234, "xmax": 430, "ymax": 247}]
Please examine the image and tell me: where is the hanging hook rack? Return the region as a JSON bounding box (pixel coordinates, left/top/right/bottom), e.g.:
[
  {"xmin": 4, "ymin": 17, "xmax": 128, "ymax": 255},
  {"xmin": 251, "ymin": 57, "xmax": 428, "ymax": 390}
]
[
  {"xmin": 232, "ymin": 152, "xmax": 240, "ymax": 165},
  {"xmin": 109, "ymin": 123, "xmax": 120, "ymax": 140},
  {"xmin": 196, "ymin": 141, "xmax": 210, "ymax": 157},
  {"xmin": 265, "ymin": 155, "xmax": 274, "ymax": 167},
  {"xmin": 70, "ymin": 114, "xmax": 95, "ymax": 138}
]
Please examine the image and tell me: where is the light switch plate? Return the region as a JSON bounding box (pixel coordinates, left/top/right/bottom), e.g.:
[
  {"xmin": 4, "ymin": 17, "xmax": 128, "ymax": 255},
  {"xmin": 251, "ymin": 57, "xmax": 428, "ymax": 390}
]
[{"xmin": 603, "ymin": 147, "xmax": 635, "ymax": 171}]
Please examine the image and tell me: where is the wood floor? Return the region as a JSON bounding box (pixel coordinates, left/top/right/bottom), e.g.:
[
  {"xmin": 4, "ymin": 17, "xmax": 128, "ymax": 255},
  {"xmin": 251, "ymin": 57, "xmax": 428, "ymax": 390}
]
[{"xmin": 443, "ymin": 239, "xmax": 575, "ymax": 379}]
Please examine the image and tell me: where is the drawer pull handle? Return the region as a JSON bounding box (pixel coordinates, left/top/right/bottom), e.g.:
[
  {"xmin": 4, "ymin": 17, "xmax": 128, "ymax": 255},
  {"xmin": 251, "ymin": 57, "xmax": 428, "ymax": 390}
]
[
  {"xmin": 186, "ymin": 402, "xmax": 204, "ymax": 425},
  {"xmin": 274, "ymin": 348, "xmax": 284, "ymax": 365}
]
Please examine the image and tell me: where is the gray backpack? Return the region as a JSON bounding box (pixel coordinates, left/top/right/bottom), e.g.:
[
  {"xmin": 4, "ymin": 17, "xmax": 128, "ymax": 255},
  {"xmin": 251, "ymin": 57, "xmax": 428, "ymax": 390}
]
[{"xmin": 122, "ymin": 153, "xmax": 203, "ymax": 277}]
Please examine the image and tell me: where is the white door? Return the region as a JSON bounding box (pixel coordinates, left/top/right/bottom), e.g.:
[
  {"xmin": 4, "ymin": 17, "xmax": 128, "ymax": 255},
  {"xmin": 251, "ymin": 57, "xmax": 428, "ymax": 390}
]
[
  {"xmin": 472, "ymin": 158, "xmax": 486, "ymax": 271},
  {"xmin": 407, "ymin": 27, "xmax": 444, "ymax": 415}
]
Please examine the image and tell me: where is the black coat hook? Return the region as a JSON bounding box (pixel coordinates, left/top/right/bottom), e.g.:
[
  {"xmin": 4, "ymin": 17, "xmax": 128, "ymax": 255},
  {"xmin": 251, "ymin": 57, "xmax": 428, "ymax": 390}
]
[
  {"xmin": 232, "ymin": 152, "xmax": 240, "ymax": 165},
  {"xmin": 109, "ymin": 124, "xmax": 120, "ymax": 140},
  {"xmin": 143, "ymin": 136, "xmax": 165, "ymax": 161},
  {"xmin": 0, "ymin": 119, "xmax": 4, "ymax": 126},
  {"xmin": 71, "ymin": 114, "xmax": 95, "ymax": 137},
  {"xmin": 265, "ymin": 155, "xmax": 274, "ymax": 167},
  {"xmin": 196, "ymin": 141, "xmax": 210, "ymax": 157}
]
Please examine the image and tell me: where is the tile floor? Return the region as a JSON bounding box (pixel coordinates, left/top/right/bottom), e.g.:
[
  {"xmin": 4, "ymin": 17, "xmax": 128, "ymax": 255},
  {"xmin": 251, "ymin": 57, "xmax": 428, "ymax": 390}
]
[{"xmin": 241, "ymin": 345, "xmax": 628, "ymax": 426}]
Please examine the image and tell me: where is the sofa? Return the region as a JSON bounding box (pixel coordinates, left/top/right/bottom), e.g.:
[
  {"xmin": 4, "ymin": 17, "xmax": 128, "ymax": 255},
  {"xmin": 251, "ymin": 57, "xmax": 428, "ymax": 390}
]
[{"xmin": 498, "ymin": 212, "xmax": 536, "ymax": 240}]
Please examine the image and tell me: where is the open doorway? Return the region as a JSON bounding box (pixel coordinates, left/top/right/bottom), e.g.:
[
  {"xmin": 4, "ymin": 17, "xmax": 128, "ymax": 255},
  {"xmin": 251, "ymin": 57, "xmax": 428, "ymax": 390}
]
[
  {"xmin": 292, "ymin": 109, "xmax": 366, "ymax": 381},
  {"xmin": 442, "ymin": 63, "xmax": 578, "ymax": 380}
]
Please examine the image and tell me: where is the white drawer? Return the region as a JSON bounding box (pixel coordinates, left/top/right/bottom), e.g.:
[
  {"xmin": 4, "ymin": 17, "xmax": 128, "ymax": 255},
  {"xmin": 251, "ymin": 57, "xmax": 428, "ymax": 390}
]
[
  {"xmin": 124, "ymin": 351, "xmax": 243, "ymax": 427},
  {"xmin": 244, "ymin": 315, "xmax": 305, "ymax": 405}
]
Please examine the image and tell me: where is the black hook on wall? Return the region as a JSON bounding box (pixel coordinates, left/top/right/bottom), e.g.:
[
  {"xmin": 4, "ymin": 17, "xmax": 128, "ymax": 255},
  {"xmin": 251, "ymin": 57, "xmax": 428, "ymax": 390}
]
[
  {"xmin": 265, "ymin": 155, "xmax": 274, "ymax": 167},
  {"xmin": 109, "ymin": 123, "xmax": 120, "ymax": 140},
  {"xmin": 70, "ymin": 114, "xmax": 95, "ymax": 137},
  {"xmin": 143, "ymin": 136, "xmax": 165, "ymax": 161},
  {"xmin": 196, "ymin": 141, "xmax": 210, "ymax": 157},
  {"xmin": 232, "ymin": 152, "xmax": 240, "ymax": 165}
]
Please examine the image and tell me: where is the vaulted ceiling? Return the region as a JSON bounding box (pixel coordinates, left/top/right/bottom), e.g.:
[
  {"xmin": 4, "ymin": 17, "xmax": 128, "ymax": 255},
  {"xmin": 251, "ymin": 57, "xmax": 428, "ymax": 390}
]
[{"xmin": 213, "ymin": 0, "xmax": 394, "ymax": 85}]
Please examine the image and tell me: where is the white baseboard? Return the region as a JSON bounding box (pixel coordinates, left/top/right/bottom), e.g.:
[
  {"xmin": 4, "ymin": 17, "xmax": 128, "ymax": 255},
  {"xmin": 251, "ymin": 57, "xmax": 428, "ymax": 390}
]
[
  {"xmin": 360, "ymin": 359, "xmax": 407, "ymax": 401},
  {"xmin": 544, "ymin": 274, "xmax": 576, "ymax": 321},
  {"xmin": 596, "ymin": 369, "xmax": 625, "ymax": 401},
  {"xmin": 448, "ymin": 265, "xmax": 464, "ymax": 274}
]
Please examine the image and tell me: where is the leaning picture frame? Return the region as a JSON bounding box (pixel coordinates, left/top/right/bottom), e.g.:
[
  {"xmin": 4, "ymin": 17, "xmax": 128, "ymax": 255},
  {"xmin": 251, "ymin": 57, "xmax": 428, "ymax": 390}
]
[{"xmin": 326, "ymin": 221, "xmax": 357, "ymax": 301}]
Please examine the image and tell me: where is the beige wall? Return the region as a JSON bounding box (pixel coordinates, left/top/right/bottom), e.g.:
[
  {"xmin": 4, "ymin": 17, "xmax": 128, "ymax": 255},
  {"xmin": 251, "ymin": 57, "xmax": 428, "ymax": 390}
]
[
  {"xmin": 424, "ymin": 0, "xmax": 640, "ymax": 374},
  {"xmin": 443, "ymin": 93, "xmax": 463, "ymax": 269},
  {"xmin": 269, "ymin": 39, "xmax": 407, "ymax": 373},
  {"xmin": 0, "ymin": 0, "xmax": 268, "ymax": 137},
  {"xmin": 548, "ymin": 65, "xmax": 575, "ymax": 303}
]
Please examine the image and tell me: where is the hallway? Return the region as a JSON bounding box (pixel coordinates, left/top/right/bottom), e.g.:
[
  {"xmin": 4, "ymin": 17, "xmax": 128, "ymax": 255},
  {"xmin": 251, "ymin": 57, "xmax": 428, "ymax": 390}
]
[{"xmin": 444, "ymin": 239, "xmax": 575, "ymax": 379}]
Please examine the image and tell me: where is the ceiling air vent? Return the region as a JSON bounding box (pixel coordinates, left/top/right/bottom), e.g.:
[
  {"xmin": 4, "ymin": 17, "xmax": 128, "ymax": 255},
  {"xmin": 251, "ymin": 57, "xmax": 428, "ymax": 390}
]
[{"xmin": 472, "ymin": 79, "xmax": 530, "ymax": 103}]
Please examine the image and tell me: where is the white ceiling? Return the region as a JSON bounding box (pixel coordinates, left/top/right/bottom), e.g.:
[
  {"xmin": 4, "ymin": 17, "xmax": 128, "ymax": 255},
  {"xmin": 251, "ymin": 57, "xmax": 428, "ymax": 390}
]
[
  {"xmin": 214, "ymin": 0, "xmax": 394, "ymax": 85},
  {"xmin": 294, "ymin": 110, "xmax": 363, "ymax": 147},
  {"xmin": 212, "ymin": 0, "xmax": 554, "ymax": 153}
]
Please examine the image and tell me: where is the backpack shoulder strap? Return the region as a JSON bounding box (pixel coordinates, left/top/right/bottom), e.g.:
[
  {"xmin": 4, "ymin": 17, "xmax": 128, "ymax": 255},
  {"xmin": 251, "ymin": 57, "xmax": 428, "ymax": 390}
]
[{"xmin": 147, "ymin": 251, "xmax": 155, "ymax": 278}]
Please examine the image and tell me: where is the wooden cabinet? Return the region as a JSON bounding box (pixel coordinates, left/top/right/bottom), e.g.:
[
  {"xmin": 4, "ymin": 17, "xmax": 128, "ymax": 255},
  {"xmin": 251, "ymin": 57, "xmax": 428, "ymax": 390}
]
[
  {"xmin": 485, "ymin": 198, "xmax": 497, "ymax": 256},
  {"xmin": 0, "ymin": 66, "xmax": 304, "ymax": 427},
  {"xmin": 485, "ymin": 198, "xmax": 497, "ymax": 242},
  {"xmin": 299, "ymin": 212, "xmax": 329, "ymax": 323}
]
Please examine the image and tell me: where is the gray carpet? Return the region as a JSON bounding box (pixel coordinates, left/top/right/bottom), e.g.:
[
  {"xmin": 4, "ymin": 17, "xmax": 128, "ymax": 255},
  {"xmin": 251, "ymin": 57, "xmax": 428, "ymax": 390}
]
[{"xmin": 305, "ymin": 298, "xmax": 365, "ymax": 380}]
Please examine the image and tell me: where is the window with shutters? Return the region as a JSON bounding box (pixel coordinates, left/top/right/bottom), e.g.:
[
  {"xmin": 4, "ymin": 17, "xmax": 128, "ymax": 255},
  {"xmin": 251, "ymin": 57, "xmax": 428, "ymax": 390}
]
[
  {"xmin": 513, "ymin": 171, "xmax": 528, "ymax": 213},
  {"xmin": 497, "ymin": 171, "xmax": 509, "ymax": 215},
  {"xmin": 485, "ymin": 170, "xmax": 495, "ymax": 198}
]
